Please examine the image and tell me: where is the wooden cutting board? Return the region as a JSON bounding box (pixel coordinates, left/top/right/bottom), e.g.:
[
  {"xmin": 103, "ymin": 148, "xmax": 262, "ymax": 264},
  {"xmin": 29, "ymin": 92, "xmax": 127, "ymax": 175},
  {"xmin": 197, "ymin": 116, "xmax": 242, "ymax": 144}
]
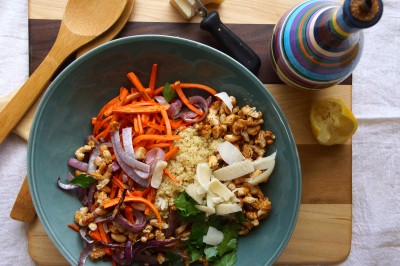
[{"xmin": 15, "ymin": 0, "xmax": 352, "ymax": 265}]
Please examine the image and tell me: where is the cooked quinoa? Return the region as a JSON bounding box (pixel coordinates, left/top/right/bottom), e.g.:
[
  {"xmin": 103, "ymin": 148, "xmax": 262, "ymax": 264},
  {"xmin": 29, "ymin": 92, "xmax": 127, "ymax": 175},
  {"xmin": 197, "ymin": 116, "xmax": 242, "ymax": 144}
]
[{"xmin": 155, "ymin": 127, "xmax": 223, "ymax": 216}]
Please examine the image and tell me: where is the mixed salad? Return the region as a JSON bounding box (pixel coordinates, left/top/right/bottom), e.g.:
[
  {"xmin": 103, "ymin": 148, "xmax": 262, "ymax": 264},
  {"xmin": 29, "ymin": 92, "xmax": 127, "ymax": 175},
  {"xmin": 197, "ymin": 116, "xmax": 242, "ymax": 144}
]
[{"xmin": 58, "ymin": 64, "xmax": 277, "ymax": 266}]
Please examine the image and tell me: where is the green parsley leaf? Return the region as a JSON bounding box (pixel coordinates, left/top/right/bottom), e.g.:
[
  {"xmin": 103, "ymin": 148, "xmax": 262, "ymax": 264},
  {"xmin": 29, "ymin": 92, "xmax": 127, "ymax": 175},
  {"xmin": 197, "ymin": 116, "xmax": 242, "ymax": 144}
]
[
  {"xmin": 162, "ymin": 82, "xmax": 176, "ymax": 103},
  {"xmin": 69, "ymin": 174, "xmax": 96, "ymax": 188},
  {"xmin": 189, "ymin": 221, "xmax": 209, "ymax": 246},
  {"xmin": 218, "ymin": 224, "xmax": 239, "ymax": 257},
  {"xmin": 235, "ymin": 211, "xmax": 249, "ymax": 222},
  {"xmin": 189, "ymin": 246, "xmax": 204, "ymax": 263},
  {"xmin": 174, "ymin": 191, "xmax": 202, "ymax": 218},
  {"xmin": 164, "ymin": 250, "xmax": 183, "ymax": 265},
  {"xmin": 204, "ymin": 246, "xmax": 219, "ymax": 261},
  {"xmin": 213, "ymin": 251, "xmax": 237, "ymax": 266}
]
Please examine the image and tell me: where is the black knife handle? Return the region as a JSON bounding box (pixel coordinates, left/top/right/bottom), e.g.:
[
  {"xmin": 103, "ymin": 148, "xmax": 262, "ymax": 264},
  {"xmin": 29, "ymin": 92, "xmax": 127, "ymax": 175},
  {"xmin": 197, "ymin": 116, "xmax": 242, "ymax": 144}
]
[{"xmin": 200, "ymin": 11, "xmax": 261, "ymax": 74}]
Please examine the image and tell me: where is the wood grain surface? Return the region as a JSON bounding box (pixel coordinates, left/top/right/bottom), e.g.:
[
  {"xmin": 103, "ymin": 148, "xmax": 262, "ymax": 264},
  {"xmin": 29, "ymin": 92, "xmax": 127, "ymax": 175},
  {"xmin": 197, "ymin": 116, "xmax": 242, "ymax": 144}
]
[{"xmin": 18, "ymin": 0, "xmax": 353, "ymax": 265}]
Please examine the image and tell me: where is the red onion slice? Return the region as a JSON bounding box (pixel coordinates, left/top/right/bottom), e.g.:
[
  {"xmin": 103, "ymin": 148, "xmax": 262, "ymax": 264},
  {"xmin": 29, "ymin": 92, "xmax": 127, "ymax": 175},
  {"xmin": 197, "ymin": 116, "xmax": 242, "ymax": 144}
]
[
  {"xmin": 110, "ymin": 161, "xmax": 120, "ymax": 172},
  {"xmin": 86, "ymin": 182, "xmax": 96, "ymax": 211},
  {"xmin": 77, "ymin": 243, "xmax": 94, "ymax": 266},
  {"xmin": 67, "ymin": 158, "xmax": 88, "ymax": 172},
  {"xmin": 111, "ymin": 130, "xmax": 150, "ymax": 173},
  {"xmin": 154, "ymin": 95, "xmax": 169, "ymax": 105},
  {"xmin": 131, "ymin": 238, "xmax": 178, "ymax": 259},
  {"xmin": 87, "ymin": 146, "xmax": 100, "ymax": 174},
  {"xmin": 165, "ymin": 208, "xmax": 179, "ymax": 238},
  {"xmin": 145, "ymin": 148, "xmax": 166, "ymax": 174},
  {"xmin": 133, "ymin": 169, "xmax": 151, "ymax": 179},
  {"xmin": 66, "ymin": 172, "xmax": 75, "ymax": 182},
  {"xmin": 113, "ymin": 241, "xmax": 134, "ymax": 266},
  {"xmin": 76, "ymin": 187, "xmax": 88, "ymax": 206},
  {"xmin": 166, "ymin": 99, "xmax": 182, "ymax": 119},
  {"xmin": 110, "ymin": 130, "xmax": 150, "ymax": 187},
  {"xmin": 179, "ymin": 95, "xmax": 209, "ymax": 123},
  {"xmin": 79, "ymin": 227, "xmax": 94, "ymax": 244},
  {"xmin": 179, "ymin": 108, "xmax": 198, "ymax": 120},
  {"xmin": 122, "ymin": 127, "xmax": 135, "ymax": 159},
  {"xmin": 114, "ymin": 209, "xmax": 147, "ymax": 233},
  {"xmin": 57, "ymin": 177, "xmax": 80, "ymax": 191}
]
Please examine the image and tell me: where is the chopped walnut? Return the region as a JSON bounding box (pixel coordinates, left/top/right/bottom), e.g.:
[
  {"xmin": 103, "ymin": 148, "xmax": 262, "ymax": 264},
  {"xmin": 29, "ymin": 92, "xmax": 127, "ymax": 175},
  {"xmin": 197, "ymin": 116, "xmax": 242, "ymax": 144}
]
[
  {"xmin": 232, "ymin": 119, "xmax": 247, "ymax": 135},
  {"xmin": 242, "ymin": 105, "xmax": 262, "ymax": 119},
  {"xmin": 212, "ymin": 125, "xmax": 226, "ymax": 138},
  {"xmin": 74, "ymin": 207, "xmax": 94, "ymax": 226},
  {"xmin": 208, "ymin": 155, "xmax": 219, "ymax": 170},
  {"xmin": 89, "ymin": 247, "xmax": 106, "ymax": 260},
  {"xmin": 75, "ymin": 145, "xmax": 92, "ymax": 161},
  {"xmin": 224, "ymin": 134, "xmax": 241, "ymax": 143}
]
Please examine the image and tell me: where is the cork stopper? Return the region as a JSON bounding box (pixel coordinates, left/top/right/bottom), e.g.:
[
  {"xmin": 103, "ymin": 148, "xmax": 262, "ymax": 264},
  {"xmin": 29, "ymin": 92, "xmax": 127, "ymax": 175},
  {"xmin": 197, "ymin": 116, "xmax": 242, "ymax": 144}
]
[
  {"xmin": 350, "ymin": 0, "xmax": 381, "ymax": 22},
  {"xmin": 342, "ymin": 0, "xmax": 383, "ymax": 28}
]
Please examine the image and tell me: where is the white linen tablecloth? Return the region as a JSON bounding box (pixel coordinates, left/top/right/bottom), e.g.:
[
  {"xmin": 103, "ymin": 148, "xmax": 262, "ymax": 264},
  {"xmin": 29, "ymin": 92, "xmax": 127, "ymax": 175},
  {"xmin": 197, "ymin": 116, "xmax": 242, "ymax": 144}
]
[{"xmin": 0, "ymin": 0, "xmax": 399, "ymax": 265}]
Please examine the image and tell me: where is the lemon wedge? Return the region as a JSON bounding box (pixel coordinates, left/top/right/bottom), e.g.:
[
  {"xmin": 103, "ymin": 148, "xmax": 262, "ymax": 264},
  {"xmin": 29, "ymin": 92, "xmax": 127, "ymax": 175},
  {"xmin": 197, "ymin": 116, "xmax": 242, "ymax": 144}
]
[{"xmin": 310, "ymin": 98, "xmax": 358, "ymax": 146}]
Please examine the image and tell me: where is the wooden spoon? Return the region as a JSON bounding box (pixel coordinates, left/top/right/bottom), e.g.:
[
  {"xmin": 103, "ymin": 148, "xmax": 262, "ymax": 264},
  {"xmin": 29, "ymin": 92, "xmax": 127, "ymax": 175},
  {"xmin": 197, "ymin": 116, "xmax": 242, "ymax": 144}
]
[
  {"xmin": 9, "ymin": 0, "xmax": 134, "ymax": 223},
  {"xmin": 77, "ymin": 0, "xmax": 135, "ymax": 57},
  {"xmin": 0, "ymin": 0, "xmax": 127, "ymax": 144}
]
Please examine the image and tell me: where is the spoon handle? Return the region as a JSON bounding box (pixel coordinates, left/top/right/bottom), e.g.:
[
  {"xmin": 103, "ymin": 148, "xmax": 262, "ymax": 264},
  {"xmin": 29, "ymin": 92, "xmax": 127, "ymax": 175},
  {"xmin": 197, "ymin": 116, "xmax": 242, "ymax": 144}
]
[
  {"xmin": 0, "ymin": 26, "xmax": 79, "ymax": 143},
  {"xmin": 10, "ymin": 177, "xmax": 35, "ymax": 222}
]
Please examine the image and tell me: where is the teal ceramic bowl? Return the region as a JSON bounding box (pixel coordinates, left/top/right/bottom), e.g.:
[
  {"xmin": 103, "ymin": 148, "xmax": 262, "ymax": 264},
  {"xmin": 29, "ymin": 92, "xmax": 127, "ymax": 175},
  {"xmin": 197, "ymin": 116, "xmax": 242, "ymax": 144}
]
[{"xmin": 28, "ymin": 35, "xmax": 301, "ymax": 266}]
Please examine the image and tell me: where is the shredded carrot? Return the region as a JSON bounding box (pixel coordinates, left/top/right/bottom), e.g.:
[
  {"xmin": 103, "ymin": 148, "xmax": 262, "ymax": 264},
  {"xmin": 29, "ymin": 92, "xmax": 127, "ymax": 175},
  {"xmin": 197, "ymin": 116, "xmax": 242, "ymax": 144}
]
[
  {"xmin": 145, "ymin": 142, "xmax": 170, "ymax": 149},
  {"xmin": 131, "ymin": 190, "xmax": 143, "ymax": 197},
  {"xmin": 160, "ymin": 109, "xmax": 172, "ymax": 136},
  {"xmin": 133, "ymin": 116, "xmax": 140, "ymax": 133},
  {"xmin": 124, "ymin": 206, "xmax": 135, "ymax": 224},
  {"xmin": 146, "ymin": 121, "xmax": 166, "ymax": 132},
  {"xmin": 112, "ymin": 105, "xmax": 165, "ymax": 114},
  {"xmin": 98, "ymin": 222, "xmax": 112, "ymax": 255},
  {"xmin": 173, "ymin": 82, "xmax": 203, "ymax": 116},
  {"xmin": 170, "ymin": 119, "xmax": 184, "ymax": 129},
  {"xmin": 119, "ymin": 87, "xmax": 129, "ymax": 102},
  {"xmin": 149, "ymin": 64, "xmax": 158, "ymax": 93},
  {"xmin": 112, "ymin": 176, "xmax": 128, "ymax": 190},
  {"xmin": 133, "ymin": 134, "xmax": 181, "ymax": 145},
  {"xmin": 99, "ymin": 115, "xmax": 113, "ymax": 128},
  {"xmin": 145, "ymin": 187, "xmax": 156, "ymax": 215},
  {"xmin": 93, "ymin": 96, "xmax": 119, "ymax": 135},
  {"xmin": 147, "ymin": 187, "xmax": 156, "ymax": 202},
  {"xmin": 89, "ymin": 230, "xmax": 102, "ymax": 241},
  {"xmin": 140, "ymin": 186, "xmax": 152, "ymax": 198},
  {"xmin": 103, "ymin": 196, "xmax": 162, "ymax": 229},
  {"xmin": 142, "ymin": 113, "xmax": 150, "ymax": 124},
  {"xmin": 153, "ymin": 85, "xmax": 164, "ymax": 96},
  {"xmin": 109, "ymin": 182, "xmax": 117, "ymax": 200},
  {"xmin": 165, "ymin": 145, "xmax": 179, "ymax": 161},
  {"xmin": 68, "ymin": 223, "xmax": 80, "ymax": 232},
  {"xmin": 180, "ymin": 82, "xmax": 218, "ymax": 95},
  {"xmin": 164, "ymin": 168, "xmax": 180, "ymax": 184},
  {"xmin": 137, "ymin": 114, "xmax": 144, "ymax": 134},
  {"xmin": 127, "ymin": 72, "xmax": 152, "ymax": 101}
]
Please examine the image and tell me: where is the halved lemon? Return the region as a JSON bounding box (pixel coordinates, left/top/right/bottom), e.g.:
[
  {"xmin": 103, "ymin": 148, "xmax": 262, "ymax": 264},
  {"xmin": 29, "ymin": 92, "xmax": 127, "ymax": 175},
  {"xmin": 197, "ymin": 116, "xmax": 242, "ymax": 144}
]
[{"xmin": 310, "ymin": 98, "xmax": 358, "ymax": 146}]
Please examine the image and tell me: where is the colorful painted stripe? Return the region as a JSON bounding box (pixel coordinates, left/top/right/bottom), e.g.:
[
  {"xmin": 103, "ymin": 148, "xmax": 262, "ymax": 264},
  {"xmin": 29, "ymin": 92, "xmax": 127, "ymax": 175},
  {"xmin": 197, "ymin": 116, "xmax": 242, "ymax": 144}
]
[{"xmin": 270, "ymin": 0, "xmax": 364, "ymax": 89}]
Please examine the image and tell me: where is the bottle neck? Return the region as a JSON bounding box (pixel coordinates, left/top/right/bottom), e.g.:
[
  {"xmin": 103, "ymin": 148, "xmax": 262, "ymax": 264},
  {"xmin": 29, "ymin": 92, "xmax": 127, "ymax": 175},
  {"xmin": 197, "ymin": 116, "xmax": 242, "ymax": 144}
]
[
  {"xmin": 312, "ymin": 0, "xmax": 383, "ymax": 50},
  {"xmin": 331, "ymin": 0, "xmax": 383, "ymax": 38},
  {"xmin": 330, "ymin": 7, "xmax": 360, "ymax": 39}
]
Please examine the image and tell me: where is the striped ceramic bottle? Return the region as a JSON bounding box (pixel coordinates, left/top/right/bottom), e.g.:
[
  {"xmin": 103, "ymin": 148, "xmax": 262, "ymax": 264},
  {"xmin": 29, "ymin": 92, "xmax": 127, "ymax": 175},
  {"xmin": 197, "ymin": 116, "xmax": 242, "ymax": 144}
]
[{"xmin": 270, "ymin": 0, "xmax": 383, "ymax": 90}]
